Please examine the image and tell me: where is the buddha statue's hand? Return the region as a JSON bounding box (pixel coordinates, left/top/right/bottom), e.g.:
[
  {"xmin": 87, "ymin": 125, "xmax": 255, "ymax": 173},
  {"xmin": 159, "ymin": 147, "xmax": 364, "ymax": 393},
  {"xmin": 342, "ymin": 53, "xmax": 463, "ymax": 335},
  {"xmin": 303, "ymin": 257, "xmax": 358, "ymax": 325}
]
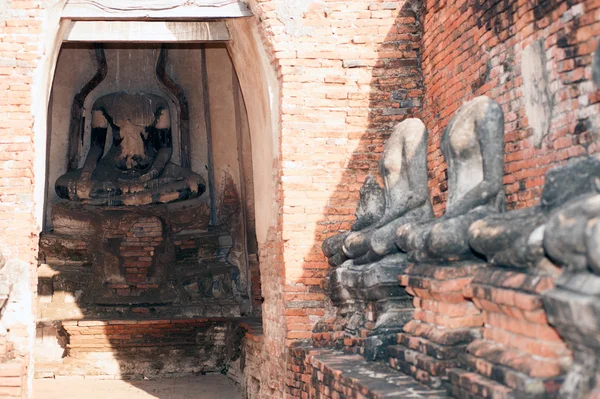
[
  {"xmin": 116, "ymin": 168, "xmax": 159, "ymax": 185},
  {"xmin": 89, "ymin": 179, "xmax": 121, "ymax": 198}
]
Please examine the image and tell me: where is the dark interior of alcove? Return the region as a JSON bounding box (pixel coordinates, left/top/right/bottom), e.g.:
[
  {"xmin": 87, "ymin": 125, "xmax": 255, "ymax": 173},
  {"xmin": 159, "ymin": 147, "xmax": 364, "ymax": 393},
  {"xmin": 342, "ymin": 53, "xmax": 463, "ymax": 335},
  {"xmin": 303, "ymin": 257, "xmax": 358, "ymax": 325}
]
[{"xmin": 34, "ymin": 41, "xmax": 261, "ymax": 379}]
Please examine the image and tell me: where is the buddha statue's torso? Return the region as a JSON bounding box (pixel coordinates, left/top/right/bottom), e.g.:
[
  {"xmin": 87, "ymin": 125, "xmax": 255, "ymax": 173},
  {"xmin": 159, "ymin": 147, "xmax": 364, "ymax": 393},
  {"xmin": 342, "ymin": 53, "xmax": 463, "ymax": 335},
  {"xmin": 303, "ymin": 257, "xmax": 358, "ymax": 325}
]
[
  {"xmin": 92, "ymin": 92, "xmax": 170, "ymax": 179},
  {"xmin": 442, "ymin": 98, "xmax": 486, "ymax": 210},
  {"xmin": 55, "ymin": 91, "xmax": 206, "ymax": 206}
]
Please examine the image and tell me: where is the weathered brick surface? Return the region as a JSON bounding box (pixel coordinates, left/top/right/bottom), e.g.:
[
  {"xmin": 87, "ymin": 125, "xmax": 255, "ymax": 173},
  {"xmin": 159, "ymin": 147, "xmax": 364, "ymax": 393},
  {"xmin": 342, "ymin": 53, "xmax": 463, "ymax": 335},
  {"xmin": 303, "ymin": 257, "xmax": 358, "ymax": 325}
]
[
  {"xmin": 421, "ymin": 0, "xmax": 600, "ymax": 215},
  {"xmin": 0, "ymin": 0, "xmax": 599, "ymax": 398},
  {"xmin": 393, "ymin": 263, "xmax": 484, "ymax": 388},
  {"xmin": 0, "ymin": 1, "xmax": 58, "ymax": 396},
  {"xmin": 288, "ymin": 347, "xmax": 449, "ymax": 398},
  {"xmin": 312, "ymin": 317, "xmax": 369, "ymax": 355},
  {"xmin": 247, "ymin": 1, "xmax": 425, "ymax": 395},
  {"xmin": 449, "ymin": 267, "xmax": 571, "ymax": 398}
]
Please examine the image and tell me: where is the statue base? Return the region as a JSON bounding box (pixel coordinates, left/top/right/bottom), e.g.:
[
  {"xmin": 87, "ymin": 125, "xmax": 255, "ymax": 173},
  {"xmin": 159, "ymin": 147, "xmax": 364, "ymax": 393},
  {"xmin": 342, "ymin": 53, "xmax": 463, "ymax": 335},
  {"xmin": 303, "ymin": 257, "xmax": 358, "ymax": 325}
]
[
  {"xmin": 448, "ymin": 266, "xmax": 567, "ymax": 399},
  {"xmin": 38, "ymin": 200, "xmax": 243, "ymax": 320},
  {"xmin": 543, "ymin": 271, "xmax": 600, "ymax": 399},
  {"xmin": 389, "ymin": 262, "xmax": 483, "ymax": 388}
]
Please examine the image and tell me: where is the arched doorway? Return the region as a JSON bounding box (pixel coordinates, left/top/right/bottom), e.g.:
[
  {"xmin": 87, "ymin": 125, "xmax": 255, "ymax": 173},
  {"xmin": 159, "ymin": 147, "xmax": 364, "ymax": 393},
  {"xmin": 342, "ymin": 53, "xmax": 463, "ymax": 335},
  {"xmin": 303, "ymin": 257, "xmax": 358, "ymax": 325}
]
[{"xmin": 31, "ymin": 1, "xmax": 280, "ymax": 396}]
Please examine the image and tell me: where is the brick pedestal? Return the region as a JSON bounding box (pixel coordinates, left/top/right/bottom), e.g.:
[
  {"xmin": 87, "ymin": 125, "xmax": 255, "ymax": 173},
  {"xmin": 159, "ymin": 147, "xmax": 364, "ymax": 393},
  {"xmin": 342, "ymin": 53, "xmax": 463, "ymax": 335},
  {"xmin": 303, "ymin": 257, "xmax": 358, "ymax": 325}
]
[
  {"xmin": 118, "ymin": 217, "xmax": 163, "ymax": 293},
  {"xmin": 52, "ymin": 318, "xmax": 242, "ymax": 379},
  {"xmin": 389, "ymin": 262, "xmax": 483, "ymax": 388},
  {"xmin": 288, "ymin": 347, "xmax": 450, "ymax": 399},
  {"xmin": 448, "ymin": 268, "xmax": 569, "ymax": 399},
  {"xmin": 543, "ymin": 271, "xmax": 600, "ymax": 399}
]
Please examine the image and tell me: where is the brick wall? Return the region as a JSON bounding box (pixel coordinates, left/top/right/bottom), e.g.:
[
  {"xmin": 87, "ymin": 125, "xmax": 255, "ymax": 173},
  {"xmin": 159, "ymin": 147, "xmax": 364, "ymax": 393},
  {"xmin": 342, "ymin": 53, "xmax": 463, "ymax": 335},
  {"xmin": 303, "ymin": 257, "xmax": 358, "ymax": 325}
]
[
  {"xmin": 0, "ymin": 2, "xmax": 54, "ymax": 396},
  {"xmin": 0, "ymin": 0, "xmax": 47, "ymax": 265},
  {"xmin": 119, "ymin": 217, "xmax": 163, "ymax": 292},
  {"xmin": 246, "ymin": 1, "xmax": 425, "ymax": 395},
  {"xmin": 0, "ymin": 0, "xmax": 599, "ymax": 398},
  {"xmin": 422, "ymin": 0, "xmax": 600, "ymax": 215}
]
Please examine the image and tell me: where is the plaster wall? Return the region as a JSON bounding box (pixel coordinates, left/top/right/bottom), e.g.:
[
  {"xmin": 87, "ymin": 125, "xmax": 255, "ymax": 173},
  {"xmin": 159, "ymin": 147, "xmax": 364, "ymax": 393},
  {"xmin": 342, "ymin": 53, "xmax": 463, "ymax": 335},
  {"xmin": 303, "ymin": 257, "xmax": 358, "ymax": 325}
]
[
  {"xmin": 205, "ymin": 44, "xmax": 255, "ymax": 302},
  {"xmin": 44, "ymin": 45, "xmax": 96, "ymax": 227},
  {"xmin": 206, "ymin": 45, "xmax": 243, "ymax": 219},
  {"xmin": 227, "ymin": 19, "xmax": 281, "ymax": 246},
  {"xmin": 167, "ymin": 45, "xmax": 210, "ymax": 178}
]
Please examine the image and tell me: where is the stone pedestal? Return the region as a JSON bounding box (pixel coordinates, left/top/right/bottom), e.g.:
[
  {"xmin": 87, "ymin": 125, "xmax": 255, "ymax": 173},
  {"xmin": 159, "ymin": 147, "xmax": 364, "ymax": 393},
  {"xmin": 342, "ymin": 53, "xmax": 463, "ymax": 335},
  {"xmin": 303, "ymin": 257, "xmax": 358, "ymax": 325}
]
[
  {"xmin": 543, "ymin": 272, "xmax": 600, "ymax": 399},
  {"xmin": 447, "ymin": 267, "xmax": 570, "ymax": 399},
  {"xmin": 327, "ymin": 253, "xmax": 414, "ymax": 358},
  {"xmin": 389, "ymin": 262, "xmax": 483, "ymax": 388},
  {"xmin": 38, "ymin": 200, "xmax": 242, "ymax": 318}
]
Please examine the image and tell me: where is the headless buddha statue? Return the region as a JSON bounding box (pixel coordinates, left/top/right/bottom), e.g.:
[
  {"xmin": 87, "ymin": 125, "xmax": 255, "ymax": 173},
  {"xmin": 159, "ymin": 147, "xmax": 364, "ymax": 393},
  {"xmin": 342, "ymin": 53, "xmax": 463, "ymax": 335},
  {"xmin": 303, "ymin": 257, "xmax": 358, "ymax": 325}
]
[
  {"xmin": 322, "ymin": 175, "xmax": 385, "ymax": 267},
  {"xmin": 334, "ymin": 118, "xmax": 433, "ymax": 266},
  {"xmin": 55, "ymin": 92, "xmax": 206, "ymax": 206},
  {"xmin": 471, "ymin": 41, "xmax": 600, "ymax": 269},
  {"xmin": 397, "ymin": 96, "xmax": 506, "ymax": 262}
]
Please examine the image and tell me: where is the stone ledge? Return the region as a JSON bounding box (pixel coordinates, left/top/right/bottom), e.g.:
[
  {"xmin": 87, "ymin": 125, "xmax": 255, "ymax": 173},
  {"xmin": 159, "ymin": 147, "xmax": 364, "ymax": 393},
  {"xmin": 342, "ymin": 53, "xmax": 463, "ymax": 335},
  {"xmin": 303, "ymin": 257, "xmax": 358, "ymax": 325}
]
[{"xmin": 288, "ymin": 347, "xmax": 449, "ymax": 398}]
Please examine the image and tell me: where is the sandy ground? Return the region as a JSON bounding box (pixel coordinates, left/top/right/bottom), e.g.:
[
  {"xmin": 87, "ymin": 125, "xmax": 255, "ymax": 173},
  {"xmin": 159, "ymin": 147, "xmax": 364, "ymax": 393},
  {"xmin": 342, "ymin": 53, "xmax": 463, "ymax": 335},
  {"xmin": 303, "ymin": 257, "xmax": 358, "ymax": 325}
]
[{"xmin": 34, "ymin": 374, "xmax": 244, "ymax": 399}]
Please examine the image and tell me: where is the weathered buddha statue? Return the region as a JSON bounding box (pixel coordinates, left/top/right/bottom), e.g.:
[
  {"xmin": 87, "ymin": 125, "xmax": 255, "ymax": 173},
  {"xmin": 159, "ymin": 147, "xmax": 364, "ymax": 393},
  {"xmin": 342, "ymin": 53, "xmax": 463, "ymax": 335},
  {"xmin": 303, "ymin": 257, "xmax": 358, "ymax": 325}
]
[
  {"xmin": 396, "ymin": 96, "xmax": 505, "ymax": 262},
  {"xmin": 339, "ymin": 118, "xmax": 433, "ymax": 265},
  {"xmin": 55, "ymin": 92, "xmax": 206, "ymax": 206},
  {"xmin": 322, "ymin": 175, "xmax": 385, "ymax": 267}
]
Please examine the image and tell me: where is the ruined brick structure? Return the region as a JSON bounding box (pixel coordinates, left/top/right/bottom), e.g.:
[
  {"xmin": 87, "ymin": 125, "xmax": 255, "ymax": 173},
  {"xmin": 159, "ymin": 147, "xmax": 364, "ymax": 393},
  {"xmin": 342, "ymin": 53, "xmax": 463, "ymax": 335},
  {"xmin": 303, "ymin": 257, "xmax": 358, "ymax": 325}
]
[{"xmin": 0, "ymin": 0, "xmax": 598, "ymax": 398}]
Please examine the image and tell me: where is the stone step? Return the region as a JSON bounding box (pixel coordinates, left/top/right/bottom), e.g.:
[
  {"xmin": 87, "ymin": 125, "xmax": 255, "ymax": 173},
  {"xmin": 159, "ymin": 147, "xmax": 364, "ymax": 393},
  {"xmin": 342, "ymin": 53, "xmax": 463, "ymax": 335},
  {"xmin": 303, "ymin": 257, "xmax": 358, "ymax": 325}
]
[
  {"xmin": 289, "ymin": 347, "xmax": 450, "ymax": 398},
  {"xmin": 388, "ymin": 345, "xmax": 460, "ymax": 388},
  {"xmin": 447, "ymin": 368, "xmax": 515, "ymax": 399},
  {"xmin": 460, "ymin": 340, "xmax": 564, "ymax": 398},
  {"xmin": 467, "ymin": 339, "xmax": 566, "ymax": 379},
  {"xmin": 402, "ymin": 320, "xmax": 481, "ymax": 347},
  {"xmin": 397, "ymin": 333, "xmax": 468, "ymax": 360}
]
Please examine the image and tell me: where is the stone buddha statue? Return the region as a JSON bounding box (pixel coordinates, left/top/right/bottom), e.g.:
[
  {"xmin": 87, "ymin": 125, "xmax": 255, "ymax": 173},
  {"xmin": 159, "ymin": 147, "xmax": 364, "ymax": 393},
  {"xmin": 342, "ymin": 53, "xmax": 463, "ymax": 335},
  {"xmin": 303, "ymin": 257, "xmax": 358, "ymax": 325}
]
[
  {"xmin": 336, "ymin": 118, "xmax": 433, "ymax": 265},
  {"xmin": 55, "ymin": 92, "xmax": 206, "ymax": 206},
  {"xmin": 397, "ymin": 96, "xmax": 505, "ymax": 262},
  {"xmin": 322, "ymin": 175, "xmax": 385, "ymax": 267},
  {"xmin": 540, "ymin": 40, "xmax": 600, "ymax": 274}
]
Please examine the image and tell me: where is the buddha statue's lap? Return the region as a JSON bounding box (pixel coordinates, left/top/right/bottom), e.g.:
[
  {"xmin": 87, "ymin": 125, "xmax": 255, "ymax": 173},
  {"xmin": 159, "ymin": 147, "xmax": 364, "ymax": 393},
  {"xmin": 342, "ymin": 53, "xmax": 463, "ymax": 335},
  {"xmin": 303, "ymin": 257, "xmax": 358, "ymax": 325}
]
[
  {"xmin": 397, "ymin": 96, "xmax": 505, "ymax": 262},
  {"xmin": 469, "ymin": 157, "xmax": 600, "ymax": 267},
  {"xmin": 55, "ymin": 92, "xmax": 206, "ymax": 206}
]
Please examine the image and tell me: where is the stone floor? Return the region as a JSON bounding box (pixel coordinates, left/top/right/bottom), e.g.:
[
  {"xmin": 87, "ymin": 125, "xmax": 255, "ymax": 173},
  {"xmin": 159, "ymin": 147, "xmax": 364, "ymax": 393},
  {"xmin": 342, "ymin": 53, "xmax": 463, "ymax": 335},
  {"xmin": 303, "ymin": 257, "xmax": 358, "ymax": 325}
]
[{"xmin": 34, "ymin": 374, "xmax": 244, "ymax": 399}]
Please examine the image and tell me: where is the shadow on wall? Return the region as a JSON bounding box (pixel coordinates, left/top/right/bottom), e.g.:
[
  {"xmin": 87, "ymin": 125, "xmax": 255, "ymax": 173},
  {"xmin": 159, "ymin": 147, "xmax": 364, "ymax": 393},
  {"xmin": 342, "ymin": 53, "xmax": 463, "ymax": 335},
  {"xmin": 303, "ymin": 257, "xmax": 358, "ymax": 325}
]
[
  {"xmin": 284, "ymin": 0, "xmax": 425, "ymax": 347},
  {"xmin": 292, "ymin": 0, "xmax": 600, "ymax": 367}
]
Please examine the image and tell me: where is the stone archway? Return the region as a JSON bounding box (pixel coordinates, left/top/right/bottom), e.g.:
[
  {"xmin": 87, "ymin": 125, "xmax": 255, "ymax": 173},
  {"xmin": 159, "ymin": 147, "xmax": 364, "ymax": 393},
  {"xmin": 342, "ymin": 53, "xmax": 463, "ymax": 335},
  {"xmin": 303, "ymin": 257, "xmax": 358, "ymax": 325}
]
[{"xmin": 31, "ymin": 1, "xmax": 281, "ymax": 396}]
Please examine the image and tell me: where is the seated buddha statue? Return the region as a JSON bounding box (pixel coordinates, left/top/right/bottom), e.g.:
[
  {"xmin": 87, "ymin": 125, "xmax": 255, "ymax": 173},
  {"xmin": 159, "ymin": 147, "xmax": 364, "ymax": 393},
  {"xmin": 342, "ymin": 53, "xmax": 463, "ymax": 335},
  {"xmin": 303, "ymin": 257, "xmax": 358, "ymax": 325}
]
[
  {"xmin": 541, "ymin": 40, "xmax": 600, "ymax": 274},
  {"xmin": 396, "ymin": 96, "xmax": 506, "ymax": 262},
  {"xmin": 55, "ymin": 92, "xmax": 206, "ymax": 206},
  {"xmin": 322, "ymin": 175, "xmax": 385, "ymax": 267},
  {"xmin": 340, "ymin": 118, "xmax": 433, "ymax": 265}
]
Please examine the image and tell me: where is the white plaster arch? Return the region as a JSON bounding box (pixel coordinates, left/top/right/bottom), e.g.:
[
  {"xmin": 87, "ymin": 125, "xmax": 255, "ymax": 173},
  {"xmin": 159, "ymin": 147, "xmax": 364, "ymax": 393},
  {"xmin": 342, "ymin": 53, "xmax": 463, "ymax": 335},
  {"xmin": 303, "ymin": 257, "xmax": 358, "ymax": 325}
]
[{"xmin": 33, "ymin": 0, "xmax": 279, "ymax": 247}]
